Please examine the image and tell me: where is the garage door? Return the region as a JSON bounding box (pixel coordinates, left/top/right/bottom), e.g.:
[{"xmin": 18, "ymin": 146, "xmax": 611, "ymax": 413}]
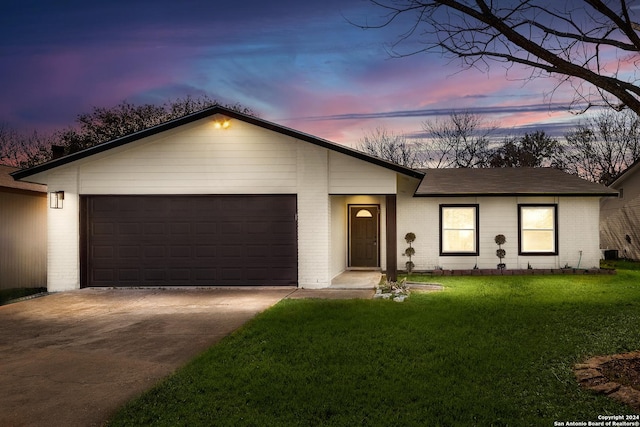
[{"xmin": 82, "ymin": 195, "xmax": 297, "ymax": 287}]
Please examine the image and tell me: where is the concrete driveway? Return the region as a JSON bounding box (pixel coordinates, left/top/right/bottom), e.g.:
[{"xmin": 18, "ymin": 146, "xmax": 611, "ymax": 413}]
[{"xmin": 0, "ymin": 287, "xmax": 295, "ymax": 427}]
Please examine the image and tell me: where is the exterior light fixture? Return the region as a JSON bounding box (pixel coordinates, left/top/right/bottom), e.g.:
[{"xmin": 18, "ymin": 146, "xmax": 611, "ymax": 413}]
[
  {"xmin": 50, "ymin": 191, "xmax": 64, "ymax": 209},
  {"xmin": 214, "ymin": 118, "xmax": 231, "ymax": 129}
]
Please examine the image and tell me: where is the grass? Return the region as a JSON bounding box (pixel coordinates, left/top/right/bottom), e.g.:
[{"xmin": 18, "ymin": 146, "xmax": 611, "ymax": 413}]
[
  {"xmin": 0, "ymin": 287, "xmax": 46, "ymax": 306},
  {"xmin": 109, "ymin": 268, "xmax": 640, "ymax": 426},
  {"xmin": 600, "ymin": 258, "xmax": 640, "ymax": 271}
]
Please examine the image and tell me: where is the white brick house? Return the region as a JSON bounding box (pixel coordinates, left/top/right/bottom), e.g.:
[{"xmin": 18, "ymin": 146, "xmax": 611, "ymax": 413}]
[{"xmin": 12, "ymin": 107, "xmax": 616, "ymax": 292}]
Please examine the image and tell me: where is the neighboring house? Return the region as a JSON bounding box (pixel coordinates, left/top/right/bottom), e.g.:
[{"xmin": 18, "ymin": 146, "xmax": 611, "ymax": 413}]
[
  {"xmin": 11, "ymin": 107, "xmax": 616, "ymax": 292},
  {"xmin": 0, "ymin": 165, "xmax": 47, "ymax": 289},
  {"xmin": 600, "ymin": 160, "xmax": 640, "ymax": 260}
]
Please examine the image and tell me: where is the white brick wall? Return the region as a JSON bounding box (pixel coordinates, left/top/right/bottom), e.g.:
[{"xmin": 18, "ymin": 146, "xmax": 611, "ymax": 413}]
[
  {"xmin": 330, "ymin": 196, "xmax": 347, "ymax": 278},
  {"xmin": 328, "ymin": 151, "xmax": 396, "ymax": 194},
  {"xmin": 397, "ymin": 194, "xmax": 603, "ymax": 271},
  {"xmin": 396, "ymin": 181, "xmax": 441, "ymax": 270},
  {"xmin": 297, "ymin": 143, "xmax": 330, "ymax": 288},
  {"xmin": 78, "ymin": 119, "xmax": 298, "ymax": 195},
  {"xmin": 45, "ymin": 169, "xmax": 81, "ymax": 291},
  {"xmin": 558, "ymin": 197, "xmax": 601, "ymax": 269},
  {"xmin": 477, "ymin": 198, "xmax": 518, "ymax": 268}
]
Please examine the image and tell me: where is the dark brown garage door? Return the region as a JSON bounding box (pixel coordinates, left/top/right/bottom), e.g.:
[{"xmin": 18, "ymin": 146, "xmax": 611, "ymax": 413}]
[{"xmin": 81, "ymin": 195, "xmax": 297, "ymax": 287}]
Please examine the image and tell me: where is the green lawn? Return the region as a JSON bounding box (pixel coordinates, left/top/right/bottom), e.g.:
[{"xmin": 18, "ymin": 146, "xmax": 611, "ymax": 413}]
[{"xmin": 109, "ymin": 268, "xmax": 640, "ymax": 426}]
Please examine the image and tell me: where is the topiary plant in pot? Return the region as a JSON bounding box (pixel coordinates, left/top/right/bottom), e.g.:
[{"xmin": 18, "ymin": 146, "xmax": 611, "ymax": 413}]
[
  {"xmin": 495, "ymin": 234, "xmax": 506, "ymax": 270},
  {"xmin": 405, "ymin": 232, "xmax": 416, "ymax": 274}
]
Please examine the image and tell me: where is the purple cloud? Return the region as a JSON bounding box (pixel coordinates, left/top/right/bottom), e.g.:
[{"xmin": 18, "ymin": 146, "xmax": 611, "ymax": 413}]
[{"xmin": 0, "ymin": 0, "xmax": 584, "ymax": 146}]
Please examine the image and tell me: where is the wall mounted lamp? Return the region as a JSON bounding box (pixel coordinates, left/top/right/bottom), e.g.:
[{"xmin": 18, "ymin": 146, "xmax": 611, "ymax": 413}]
[
  {"xmin": 214, "ymin": 118, "xmax": 231, "ymax": 129},
  {"xmin": 50, "ymin": 191, "xmax": 64, "ymax": 209}
]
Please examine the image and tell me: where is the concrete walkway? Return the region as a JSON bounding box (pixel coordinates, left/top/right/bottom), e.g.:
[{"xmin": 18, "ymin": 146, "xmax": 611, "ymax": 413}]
[
  {"xmin": 0, "ymin": 285, "xmax": 377, "ymax": 427},
  {"xmin": 287, "ymin": 288, "xmax": 375, "ymax": 299},
  {"xmin": 330, "ymin": 270, "xmax": 382, "ymax": 289}
]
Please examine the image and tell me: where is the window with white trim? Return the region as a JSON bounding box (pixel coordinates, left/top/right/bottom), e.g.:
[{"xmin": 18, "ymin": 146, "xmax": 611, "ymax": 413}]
[
  {"xmin": 440, "ymin": 205, "xmax": 479, "ymax": 255},
  {"xmin": 518, "ymin": 205, "xmax": 558, "ymax": 255}
]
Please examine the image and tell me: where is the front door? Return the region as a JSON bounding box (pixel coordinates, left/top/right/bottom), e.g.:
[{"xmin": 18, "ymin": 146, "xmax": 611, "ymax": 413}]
[{"xmin": 349, "ymin": 205, "xmax": 379, "ymax": 267}]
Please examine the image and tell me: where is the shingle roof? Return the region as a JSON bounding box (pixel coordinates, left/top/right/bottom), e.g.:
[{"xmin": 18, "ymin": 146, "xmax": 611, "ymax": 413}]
[
  {"xmin": 414, "ymin": 167, "xmax": 618, "ymax": 197},
  {"xmin": 0, "ymin": 165, "xmax": 46, "ymax": 192}
]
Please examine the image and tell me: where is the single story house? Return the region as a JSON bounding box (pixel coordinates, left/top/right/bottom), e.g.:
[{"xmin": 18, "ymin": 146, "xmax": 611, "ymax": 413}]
[
  {"xmin": 600, "ymin": 159, "xmax": 640, "ymax": 260},
  {"xmin": 12, "ymin": 106, "xmax": 617, "ymax": 292},
  {"xmin": 0, "ymin": 164, "xmax": 47, "ymax": 289}
]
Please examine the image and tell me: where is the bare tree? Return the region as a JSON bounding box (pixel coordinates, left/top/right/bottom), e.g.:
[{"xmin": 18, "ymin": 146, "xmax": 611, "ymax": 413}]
[
  {"xmin": 65, "ymin": 102, "xmax": 168, "ymax": 152},
  {"xmin": 489, "ymin": 131, "xmax": 567, "ymax": 169},
  {"xmin": 358, "ymin": 1, "xmax": 640, "ymax": 115},
  {"xmin": 0, "ymin": 96, "xmax": 255, "ymax": 167},
  {"xmin": 0, "ymin": 124, "xmax": 52, "ymax": 168},
  {"xmin": 58, "ymin": 95, "xmax": 255, "ymax": 154},
  {"xmin": 422, "ymin": 111, "xmax": 496, "ymax": 168},
  {"xmin": 357, "ymin": 127, "xmax": 426, "ymax": 167},
  {"xmin": 565, "ymin": 109, "xmax": 640, "ymax": 184}
]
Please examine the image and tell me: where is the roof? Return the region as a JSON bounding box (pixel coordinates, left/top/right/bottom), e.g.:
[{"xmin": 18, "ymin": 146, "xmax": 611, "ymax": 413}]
[
  {"xmin": 608, "ymin": 158, "xmax": 640, "ymax": 189},
  {"xmin": 414, "ymin": 167, "xmax": 618, "ymax": 197},
  {"xmin": 0, "ymin": 164, "xmax": 46, "ymax": 193},
  {"xmin": 11, "ymin": 106, "xmax": 424, "ymax": 181}
]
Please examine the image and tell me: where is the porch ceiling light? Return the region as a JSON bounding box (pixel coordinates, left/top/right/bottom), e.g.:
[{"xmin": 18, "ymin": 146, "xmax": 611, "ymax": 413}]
[{"xmin": 50, "ymin": 191, "xmax": 64, "ymax": 209}]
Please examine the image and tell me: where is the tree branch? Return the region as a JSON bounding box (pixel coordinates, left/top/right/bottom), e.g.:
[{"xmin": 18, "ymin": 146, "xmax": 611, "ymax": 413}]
[{"xmin": 356, "ymin": 0, "xmax": 640, "ymax": 116}]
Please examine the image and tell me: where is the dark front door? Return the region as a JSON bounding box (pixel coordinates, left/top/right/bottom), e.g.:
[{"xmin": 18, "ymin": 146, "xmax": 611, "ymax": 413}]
[{"xmin": 349, "ymin": 205, "xmax": 379, "ymax": 267}]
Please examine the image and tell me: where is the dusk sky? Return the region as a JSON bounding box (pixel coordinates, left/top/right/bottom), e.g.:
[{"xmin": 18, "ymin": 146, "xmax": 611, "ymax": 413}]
[{"xmin": 1, "ymin": 0, "xmax": 585, "ymax": 147}]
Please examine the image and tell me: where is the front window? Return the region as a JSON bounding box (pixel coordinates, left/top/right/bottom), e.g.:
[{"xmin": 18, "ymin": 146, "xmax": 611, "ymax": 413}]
[
  {"xmin": 440, "ymin": 205, "xmax": 479, "ymax": 255},
  {"xmin": 519, "ymin": 205, "xmax": 558, "ymax": 255}
]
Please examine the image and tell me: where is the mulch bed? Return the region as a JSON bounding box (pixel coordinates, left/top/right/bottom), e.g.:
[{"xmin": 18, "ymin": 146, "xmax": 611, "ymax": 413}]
[
  {"xmin": 600, "ymin": 358, "xmax": 640, "ymax": 391},
  {"xmin": 423, "ymin": 268, "xmax": 615, "ymax": 276},
  {"xmin": 575, "ymin": 352, "xmax": 640, "ymax": 412}
]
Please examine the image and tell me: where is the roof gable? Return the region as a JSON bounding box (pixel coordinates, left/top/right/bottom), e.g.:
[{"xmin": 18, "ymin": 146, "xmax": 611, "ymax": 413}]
[
  {"xmin": 11, "ymin": 106, "xmax": 423, "ymax": 181},
  {"xmin": 0, "ymin": 165, "xmax": 46, "ymax": 192},
  {"xmin": 609, "ymin": 158, "xmax": 640, "ymax": 188},
  {"xmin": 415, "ymin": 167, "xmax": 618, "ymax": 197}
]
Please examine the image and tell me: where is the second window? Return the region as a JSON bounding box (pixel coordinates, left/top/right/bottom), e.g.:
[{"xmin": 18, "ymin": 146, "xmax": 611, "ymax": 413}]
[
  {"xmin": 440, "ymin": 204, "xmax": 479, "ymax": 255},
  {"xmin": 518, "ymin": 204, "xmax": 558, "ymax": 255}
]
